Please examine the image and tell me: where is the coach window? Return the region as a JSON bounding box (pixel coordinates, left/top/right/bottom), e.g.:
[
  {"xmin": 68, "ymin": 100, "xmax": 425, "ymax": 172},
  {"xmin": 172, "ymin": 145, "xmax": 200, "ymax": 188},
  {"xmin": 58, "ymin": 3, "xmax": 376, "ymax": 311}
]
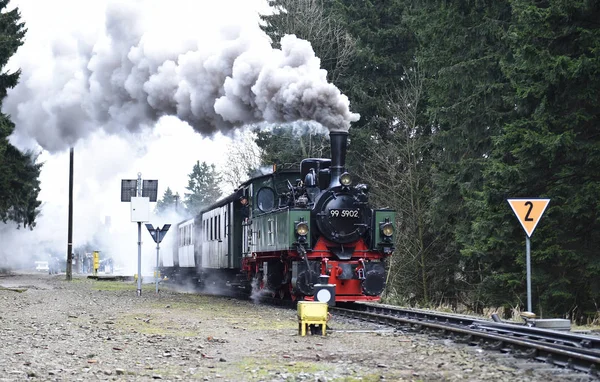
[
  {"xmin": 218, "ymin": 215, "xmax": 221, "ymax": 240},
  {"xmin": 257, "ymin": 187, "xmax": 276, "ymax": 212}
]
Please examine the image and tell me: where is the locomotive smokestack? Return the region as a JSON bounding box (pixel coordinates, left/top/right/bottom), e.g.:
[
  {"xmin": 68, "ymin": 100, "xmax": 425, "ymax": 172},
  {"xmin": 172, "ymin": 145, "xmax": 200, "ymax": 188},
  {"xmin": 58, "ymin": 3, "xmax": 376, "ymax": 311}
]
[{"xmin": 329, "ymin": 131, "xmax": 348, "ymax": 188}]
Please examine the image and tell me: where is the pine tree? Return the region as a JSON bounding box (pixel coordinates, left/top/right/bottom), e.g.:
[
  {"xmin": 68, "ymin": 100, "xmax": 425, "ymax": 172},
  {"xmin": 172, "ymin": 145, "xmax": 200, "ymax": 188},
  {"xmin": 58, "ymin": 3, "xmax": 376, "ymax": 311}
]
[
  {"xmin": 259, "ymin": 0, "xmax": 419, "ymax": 169},
  {"xmin": 155, "ymin": 187, "xmax": 181, "ymax": 216},
  {"xmin": 254, "ymin": 124, "xmax": 330, "ymax": 170},
  {"xmin": 472, "ymin": 0, "xmax": 600, "ymax": 319},
  {"xmin": 0, "ymin": 0, "xmax": 41, "ymax": 229},
  {"xmin": 385, "ymin": 0, "xmax": 514, "ymax": 311},
  {"xmin": 184, "ymin": 161, "xmax": 222, "ymax": 215}
]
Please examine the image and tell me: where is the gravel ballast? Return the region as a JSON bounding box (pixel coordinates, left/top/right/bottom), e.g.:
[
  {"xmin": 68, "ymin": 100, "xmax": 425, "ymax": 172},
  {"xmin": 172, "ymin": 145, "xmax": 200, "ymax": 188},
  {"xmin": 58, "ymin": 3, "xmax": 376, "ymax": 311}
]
[{"xmin": 0, "ymin": 272, "xmax": 596, "ymax": 381}]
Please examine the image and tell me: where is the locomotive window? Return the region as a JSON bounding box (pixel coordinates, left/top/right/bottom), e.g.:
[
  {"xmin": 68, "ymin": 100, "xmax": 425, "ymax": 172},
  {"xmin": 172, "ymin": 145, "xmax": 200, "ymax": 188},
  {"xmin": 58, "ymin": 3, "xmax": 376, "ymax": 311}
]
[{"xmin": 257, "ymin": 187, "xmax": 276, "ymax": 212}]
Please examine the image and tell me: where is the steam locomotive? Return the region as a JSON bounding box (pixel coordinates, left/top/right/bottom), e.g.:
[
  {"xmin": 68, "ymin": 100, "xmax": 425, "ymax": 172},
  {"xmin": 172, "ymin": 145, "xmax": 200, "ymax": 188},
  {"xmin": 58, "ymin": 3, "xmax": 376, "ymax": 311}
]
[{"xmin": 161, "ymin": 131, "xmax": 395, "ymax": 302}]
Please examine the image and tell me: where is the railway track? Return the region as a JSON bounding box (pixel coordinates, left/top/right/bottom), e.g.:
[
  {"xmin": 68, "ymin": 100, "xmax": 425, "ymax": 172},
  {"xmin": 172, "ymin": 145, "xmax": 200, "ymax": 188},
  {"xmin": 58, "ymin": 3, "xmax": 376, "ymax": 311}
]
[
  {"xmin": 331, "ymin": 302, "xmax": 600, "ymax": 375},
  {"xmin": 162, "ymin": 279, "xmax": 600, "ymax": 376}
]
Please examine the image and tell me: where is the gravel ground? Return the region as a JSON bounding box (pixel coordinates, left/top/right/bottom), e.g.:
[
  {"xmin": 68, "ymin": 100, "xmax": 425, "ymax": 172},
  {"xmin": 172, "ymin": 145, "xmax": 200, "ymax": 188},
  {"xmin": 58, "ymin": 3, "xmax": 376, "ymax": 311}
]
[{"xmin": 0, "ymin": 271, "xmax": 597, "ymax": 382}]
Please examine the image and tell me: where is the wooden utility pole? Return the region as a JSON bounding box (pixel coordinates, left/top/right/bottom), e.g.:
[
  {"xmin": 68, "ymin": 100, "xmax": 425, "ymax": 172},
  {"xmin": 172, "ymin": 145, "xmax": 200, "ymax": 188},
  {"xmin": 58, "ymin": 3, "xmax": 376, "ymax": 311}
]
[{"xmin": 66, "ymin": 147, "xmax": 74, "ymax": 281}]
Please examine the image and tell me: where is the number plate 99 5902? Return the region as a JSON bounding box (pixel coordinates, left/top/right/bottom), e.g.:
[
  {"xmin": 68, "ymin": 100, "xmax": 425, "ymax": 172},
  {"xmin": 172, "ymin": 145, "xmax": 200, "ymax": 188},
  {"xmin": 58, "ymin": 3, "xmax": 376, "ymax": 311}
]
[{"xmin": 329, "ymin": 209, "xmax": 360, "ymax": 218}]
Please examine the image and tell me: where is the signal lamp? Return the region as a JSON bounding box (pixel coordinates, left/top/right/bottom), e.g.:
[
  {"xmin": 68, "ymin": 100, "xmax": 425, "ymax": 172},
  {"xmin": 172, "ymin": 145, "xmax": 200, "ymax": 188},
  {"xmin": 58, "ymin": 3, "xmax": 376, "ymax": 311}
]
[
  {"xmin": 296, "ymin": 222, "xmax": 309, "ymax": 236},
  {"xmin": 340, "ymin": 172, "xmax": 352, "ymax": 186},
  {"xmin": 381, "ymin": 222, "xmax": 394, "ymax": 237}
]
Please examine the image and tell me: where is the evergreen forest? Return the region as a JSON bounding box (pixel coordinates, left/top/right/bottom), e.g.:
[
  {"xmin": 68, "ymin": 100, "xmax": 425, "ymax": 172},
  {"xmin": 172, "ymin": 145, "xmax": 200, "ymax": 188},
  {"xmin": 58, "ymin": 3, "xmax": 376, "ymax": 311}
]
[{"xmin": 259, "ymin": 0, "xmax": 600, "ymax": 323}]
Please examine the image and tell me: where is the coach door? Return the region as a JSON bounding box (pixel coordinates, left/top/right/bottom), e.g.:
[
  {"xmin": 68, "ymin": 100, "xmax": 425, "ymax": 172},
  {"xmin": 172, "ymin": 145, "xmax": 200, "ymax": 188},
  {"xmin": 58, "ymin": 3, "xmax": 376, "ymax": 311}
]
[{"xmin": 241, "ymin": 186, "xmax": 252, "ymax": 258}]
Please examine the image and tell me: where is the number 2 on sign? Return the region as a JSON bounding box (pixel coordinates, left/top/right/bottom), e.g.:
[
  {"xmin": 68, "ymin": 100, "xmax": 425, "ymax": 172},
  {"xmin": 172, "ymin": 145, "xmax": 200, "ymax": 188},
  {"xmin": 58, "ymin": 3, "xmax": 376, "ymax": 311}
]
[{"xmin": 524, "ymin": 201, "xmax": 534, "ymax": 222}]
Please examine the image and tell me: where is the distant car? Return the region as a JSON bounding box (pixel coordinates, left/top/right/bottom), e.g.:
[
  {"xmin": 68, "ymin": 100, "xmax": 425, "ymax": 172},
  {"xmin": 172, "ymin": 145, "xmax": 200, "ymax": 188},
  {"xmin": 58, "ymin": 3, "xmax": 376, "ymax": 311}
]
[{"xmin": 35, "ymin": 261, "xmax": 49, "ymax": 272}]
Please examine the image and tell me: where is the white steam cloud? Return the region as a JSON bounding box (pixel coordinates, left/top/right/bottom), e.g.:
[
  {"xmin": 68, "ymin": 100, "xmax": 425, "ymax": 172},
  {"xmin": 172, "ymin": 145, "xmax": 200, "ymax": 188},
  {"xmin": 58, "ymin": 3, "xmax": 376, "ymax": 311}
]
[{"xmin": 4, "ymin": 1, "xmax": 359, "ymax": 153}]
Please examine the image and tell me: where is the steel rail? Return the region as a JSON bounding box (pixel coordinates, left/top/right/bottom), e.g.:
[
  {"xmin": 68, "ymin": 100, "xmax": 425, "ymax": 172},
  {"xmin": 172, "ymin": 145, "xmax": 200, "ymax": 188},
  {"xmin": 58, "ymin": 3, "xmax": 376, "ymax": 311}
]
[
  {"xmin": 331, "ymin": 306, "xmax": 600, "ymax": 374},
  {"xmin": 348, "ymin": 302, "xmax": 600, "ymax": 351}
]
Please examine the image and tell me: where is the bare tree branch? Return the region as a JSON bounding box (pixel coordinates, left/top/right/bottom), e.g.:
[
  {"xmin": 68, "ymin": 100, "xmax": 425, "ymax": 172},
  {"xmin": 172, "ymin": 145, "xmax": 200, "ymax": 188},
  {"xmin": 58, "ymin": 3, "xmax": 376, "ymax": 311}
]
[
  {"xmin": 221, "ymin": 130, "xmax": 263, "ymax": 192},
  {"xmin": 264, "ymin": 0, "xmax": 356, "ymax": 82},
  {"xmin": 358, "ymin": 64, "xmax": 434, "ymax": 304}
]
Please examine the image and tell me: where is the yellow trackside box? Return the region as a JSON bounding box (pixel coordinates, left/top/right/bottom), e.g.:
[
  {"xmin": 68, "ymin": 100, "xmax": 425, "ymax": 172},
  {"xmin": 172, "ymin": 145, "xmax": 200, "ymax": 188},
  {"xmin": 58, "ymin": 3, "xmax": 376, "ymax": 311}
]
[
  {"xmin": 297, "ymin": 301, "xmax": 328, "ymax": 321},
  {"xmin": 297, "ymin": 301, "xmax": 328, "ymax": 336}
]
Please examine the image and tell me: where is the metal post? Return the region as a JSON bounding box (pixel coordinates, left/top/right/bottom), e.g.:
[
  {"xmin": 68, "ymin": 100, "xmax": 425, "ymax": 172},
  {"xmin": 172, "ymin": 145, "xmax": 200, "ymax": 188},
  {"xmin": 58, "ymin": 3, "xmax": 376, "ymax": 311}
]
[
  {"xmin": 66, "ymin": 147, "xmax": 74, "ymax": 281},
  {"xmin": 526, "ymin": 235, "xmax": 532, "ymax": 312},
  {"xmin": 137, "ymin": 222, "xmax": 142, "ymax": 296},
  {"xmin": 156, "ymin": 228, "xmax": 160, "ymax": 294},
  {"xmin": 136, "ymin": 172, "xmax": 142, "ymax": 297}
]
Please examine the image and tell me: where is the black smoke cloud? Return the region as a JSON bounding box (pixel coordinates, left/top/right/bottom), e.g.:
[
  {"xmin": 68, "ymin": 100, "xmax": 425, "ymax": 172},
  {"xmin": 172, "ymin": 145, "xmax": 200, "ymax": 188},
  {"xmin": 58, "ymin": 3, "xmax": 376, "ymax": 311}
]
[{"xmin": 4, "ymin": 2, "xmax": 359, "ymax": 153}]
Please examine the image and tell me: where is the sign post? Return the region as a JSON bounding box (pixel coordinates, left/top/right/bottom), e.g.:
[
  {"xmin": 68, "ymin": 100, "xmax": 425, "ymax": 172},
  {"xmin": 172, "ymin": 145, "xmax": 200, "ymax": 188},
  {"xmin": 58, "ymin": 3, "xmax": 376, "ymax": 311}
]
[
  {"xmin": 145, "ymin": 224, "xmax": 171, "ymax": 294},
  {"xmin": 507, "ymin": 198, "xmax": 550, "ymax": 313},
  {"xmin": 121, "ymin": 173, "xmax": 158, "ymax": 297}
]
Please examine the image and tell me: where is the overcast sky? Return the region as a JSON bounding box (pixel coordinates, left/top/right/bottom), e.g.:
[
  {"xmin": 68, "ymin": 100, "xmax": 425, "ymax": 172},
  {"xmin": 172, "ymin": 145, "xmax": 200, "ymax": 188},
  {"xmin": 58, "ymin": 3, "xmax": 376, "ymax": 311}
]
[{"xmin": 1, "ymin": 0, "xmax": 272, "ymax": 272}]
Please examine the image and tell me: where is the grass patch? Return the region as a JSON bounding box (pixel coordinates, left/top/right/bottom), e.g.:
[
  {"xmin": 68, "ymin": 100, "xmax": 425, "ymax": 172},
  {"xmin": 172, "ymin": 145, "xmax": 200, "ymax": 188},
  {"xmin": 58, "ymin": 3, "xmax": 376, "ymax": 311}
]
[
  {"xmin": 0, "ymin": 286, "xmax": 27, "ymax": 292},
  {"xmin": 148, "ymin": 296, "xmax": 214, "ymax": 311},
  {"xmin": 227, "ymin": 357, "xmax": 325, "ymax": 380},
  {"xmin": 91, "ymin": 281, "xmax": 138, "ymax": 291}
]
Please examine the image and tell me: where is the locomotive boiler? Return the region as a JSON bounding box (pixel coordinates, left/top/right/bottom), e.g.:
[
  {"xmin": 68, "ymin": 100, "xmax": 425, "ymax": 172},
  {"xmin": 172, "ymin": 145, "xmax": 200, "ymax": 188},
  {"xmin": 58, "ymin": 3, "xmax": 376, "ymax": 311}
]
[{"xmin": 162, "ymin": 131, "xmax": 396, "ymax": 302}]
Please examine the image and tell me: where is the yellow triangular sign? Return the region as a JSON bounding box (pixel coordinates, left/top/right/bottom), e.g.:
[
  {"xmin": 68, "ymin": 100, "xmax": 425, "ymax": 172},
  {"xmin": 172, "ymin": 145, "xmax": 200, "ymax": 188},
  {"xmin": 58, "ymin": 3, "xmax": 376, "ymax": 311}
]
[{"xmin": 507, "ymin": 198, "xmax": 550, "ymax": 237}]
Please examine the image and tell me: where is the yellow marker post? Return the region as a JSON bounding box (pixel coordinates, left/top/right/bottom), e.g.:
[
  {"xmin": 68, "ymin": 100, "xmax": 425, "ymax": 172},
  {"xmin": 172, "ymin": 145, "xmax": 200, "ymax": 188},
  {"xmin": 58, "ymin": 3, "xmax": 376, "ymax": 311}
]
[
  {"xmin": 92, "ymin": 251, "xmax": 100, "ymax": 276},
  {"xmin": 507, "ymin": 198, "xmax": 550, "ymax": 313}
]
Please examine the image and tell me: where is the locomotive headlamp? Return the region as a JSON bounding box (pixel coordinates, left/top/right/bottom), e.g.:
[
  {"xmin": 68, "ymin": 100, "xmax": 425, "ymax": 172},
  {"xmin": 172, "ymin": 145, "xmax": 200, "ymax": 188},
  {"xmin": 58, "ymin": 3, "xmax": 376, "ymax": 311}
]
[
  {"xmin": 381, "ymin": 222, "xmax": 394, "ymax": 237},
  {"xmin": 296, "ymin": 222, "xmax": 309, "ymax": 236},
  {"xmin": 340, "ymin": 172, "xmax": 352, "ymax": 186}
]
